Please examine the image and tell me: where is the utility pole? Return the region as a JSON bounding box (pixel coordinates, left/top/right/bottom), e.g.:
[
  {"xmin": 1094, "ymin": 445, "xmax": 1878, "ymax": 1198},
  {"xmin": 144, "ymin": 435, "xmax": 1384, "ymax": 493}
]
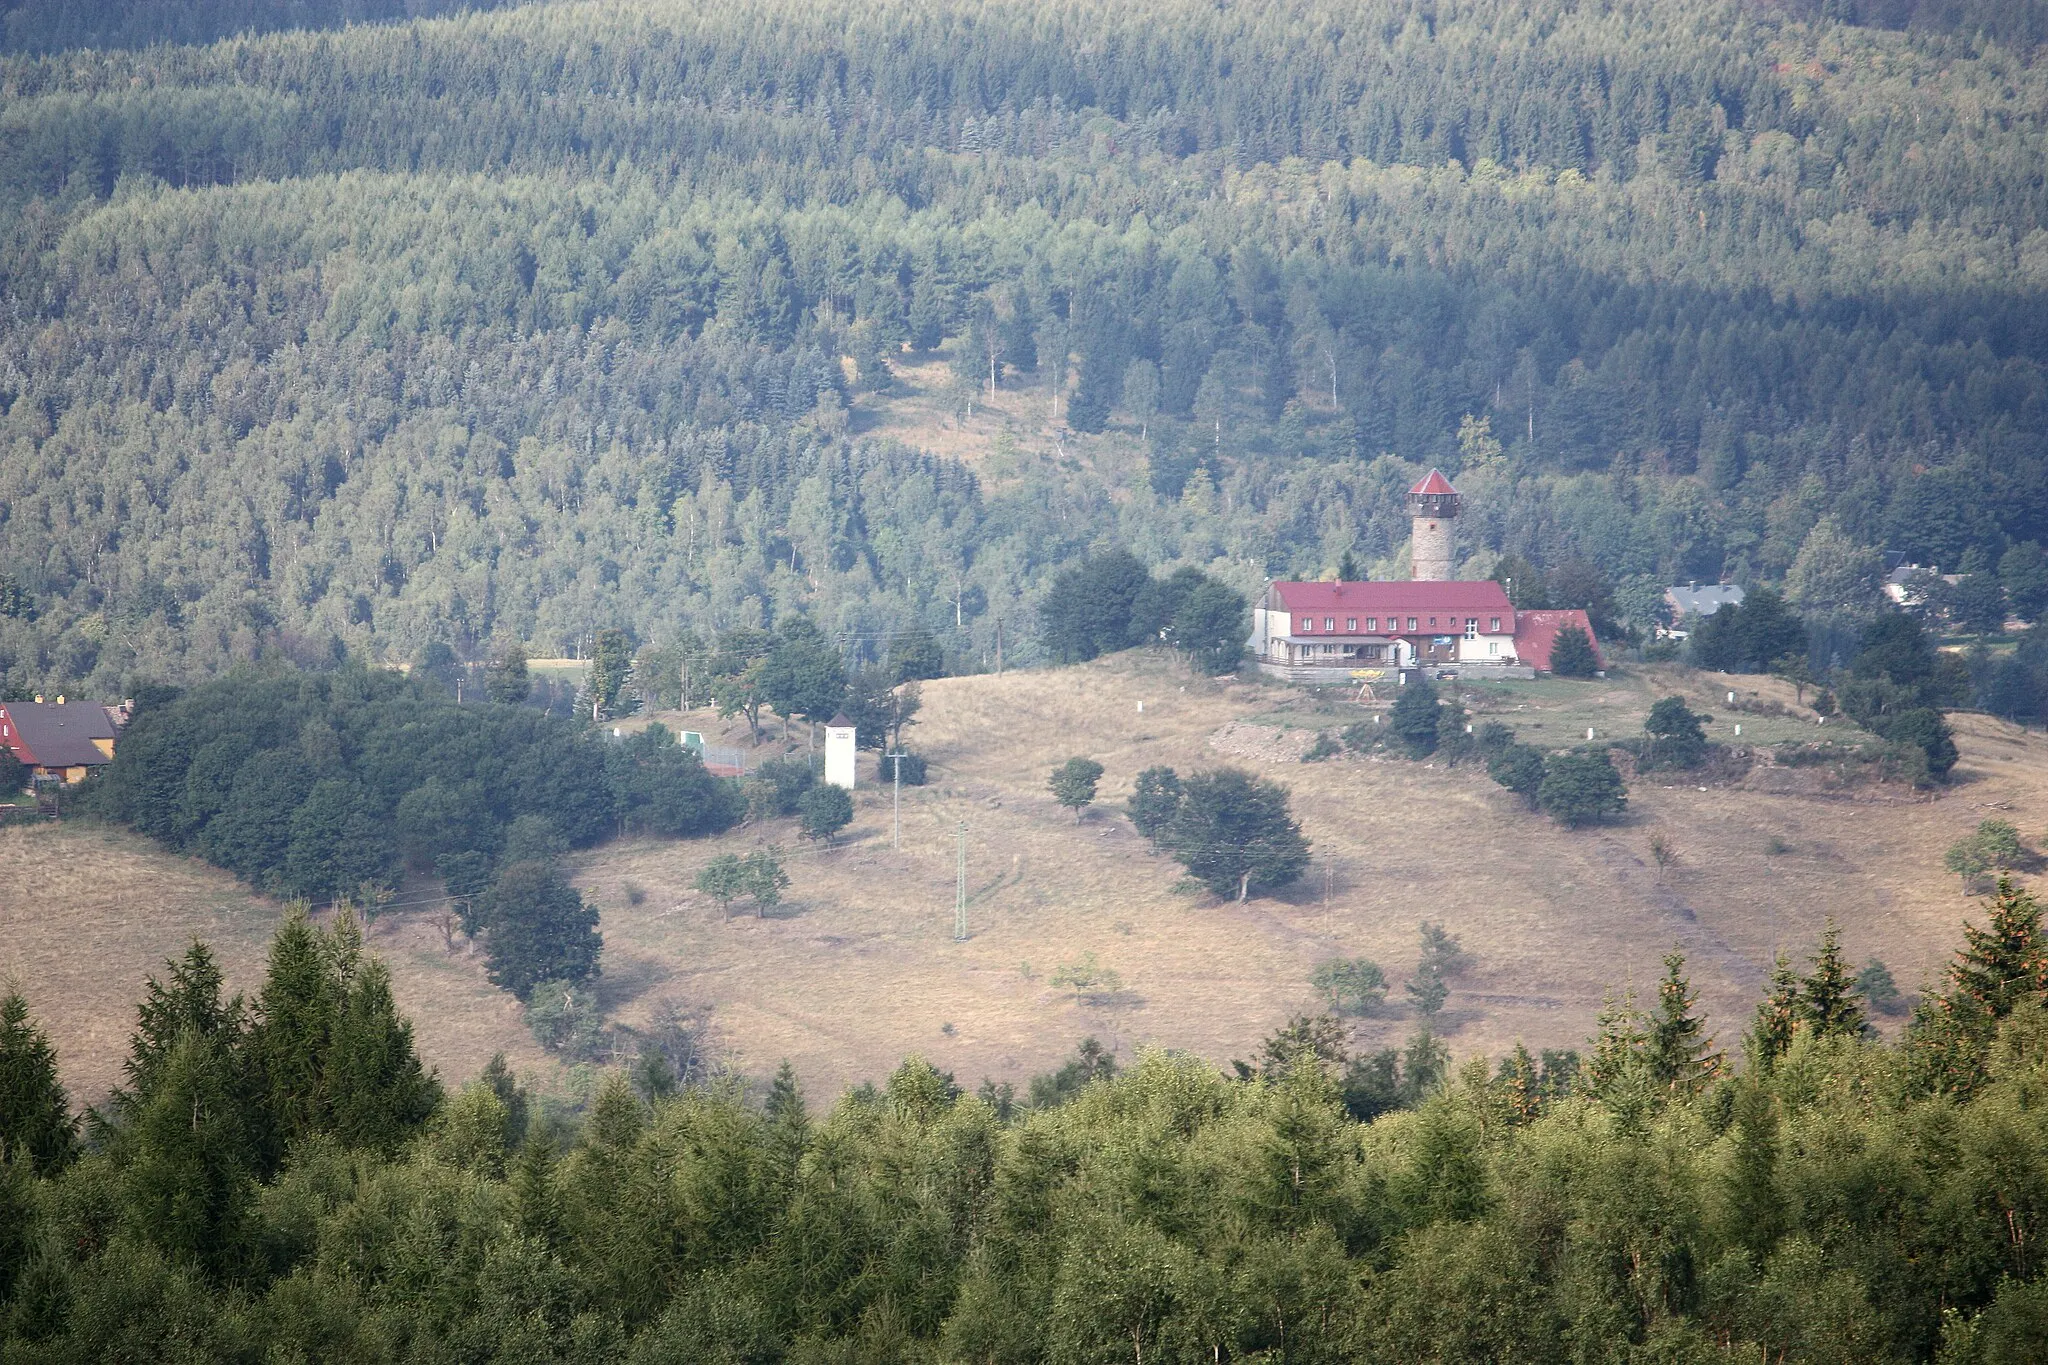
[
  {"xmin": 890, "ymin": 752, "xmax": 904, "ymax": 849},
  {"xmin": 995, "ymin": 618, "xmax": 1003, "ymax": 675},
  {"xmin": 955, "ymin": 821, "xmax": 968, "ymax": 941}
]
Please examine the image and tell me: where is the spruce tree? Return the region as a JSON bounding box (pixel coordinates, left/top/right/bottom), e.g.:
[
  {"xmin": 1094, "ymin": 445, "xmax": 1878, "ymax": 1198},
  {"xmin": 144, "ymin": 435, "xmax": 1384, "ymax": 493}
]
[
  {"xmin": 1747, "ymin": 952, "xmax": 1804, "ymax": 1069},
  {"xmin": 1910, "ymin": 878, "xmax": 2048, "ymax": 1094},
  {"xmin": 327, "ymin": 957, "xmax": 441, "ymax": 1155},
  {"xmin": 0, "ymin": 992, "xmax": 76, "ymax": 1175},
  {"xmin": 114, "ymin": 942, "xmax": 248, "ymax": 1121},
  {"xmin": 119, "ymin": 1031, "xmax": 257, "ymax": 1275},
  {"xmin": 1495, "ymin": 1044, "xmax": 1542, "ymax": 1125},
  {"xmin": 1585, "ymin": 988, "xmax": 1648, "ymax": 1097},
  {"xmin": 1647, "ymin": 951, "xmax": 1721, "ymax": 1094},
  {"xmin": 1801, "ymin": 919, "xmax": 1866, "ymax": 1041},
  {"xmin": 248, "ymin": 908, "xmax": 340, "ymax": 1164},
  {"xmin": 1389, "ymin": 677, "xmax": 1441, "ymax": 757}
]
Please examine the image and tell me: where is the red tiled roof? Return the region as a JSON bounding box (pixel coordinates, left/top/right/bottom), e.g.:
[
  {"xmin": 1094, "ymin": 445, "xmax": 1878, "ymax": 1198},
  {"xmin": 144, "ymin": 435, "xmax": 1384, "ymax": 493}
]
[
  {"xmin": 1410, "ymin": 468, "xmax": 1458, "ymax": 496},
  {"xmin": 1512, "ymin": 610, "xmax": 1604, "ymax": 671},
  {"xmin": 1268, "ymin": 580, "xmax": 1511, "ymax": 620}
]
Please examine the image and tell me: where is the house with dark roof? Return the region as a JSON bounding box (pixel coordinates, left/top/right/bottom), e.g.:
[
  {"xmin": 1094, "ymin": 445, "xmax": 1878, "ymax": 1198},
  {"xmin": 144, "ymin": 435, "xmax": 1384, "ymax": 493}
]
[
  {"xmin": 1664, "ymin": 582, "xmax": 1745, "ymax": 629},
  {"xmin": 0, "ymin": 699, "xmax": 127, "ymax": 785}
]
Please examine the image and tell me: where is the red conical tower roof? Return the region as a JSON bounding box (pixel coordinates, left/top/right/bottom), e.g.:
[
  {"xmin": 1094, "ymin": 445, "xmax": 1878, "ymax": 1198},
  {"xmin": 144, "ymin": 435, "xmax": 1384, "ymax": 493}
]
[{"xmin": 1409, "ymin": 468, "xmax": 1458, "ymax": 496}]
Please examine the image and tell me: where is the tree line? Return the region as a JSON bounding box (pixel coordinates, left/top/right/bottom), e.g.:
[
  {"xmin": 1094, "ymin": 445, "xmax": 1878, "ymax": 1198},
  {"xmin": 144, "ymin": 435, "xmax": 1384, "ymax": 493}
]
[{"xmin": 4, "ymin": 881, "xmax": 2048, "ymax": 1361}]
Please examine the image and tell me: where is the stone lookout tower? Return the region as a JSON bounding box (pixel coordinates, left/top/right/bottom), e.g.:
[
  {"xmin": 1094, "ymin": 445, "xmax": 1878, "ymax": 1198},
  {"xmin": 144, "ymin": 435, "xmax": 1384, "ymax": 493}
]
[{"xmin": 1407, "ymin": 468, "xmax": 1461, "ymax": 581}]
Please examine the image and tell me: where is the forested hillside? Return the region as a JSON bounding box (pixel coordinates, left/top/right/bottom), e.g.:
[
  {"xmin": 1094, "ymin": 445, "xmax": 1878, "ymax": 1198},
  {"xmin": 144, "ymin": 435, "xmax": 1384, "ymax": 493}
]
[{"xmin": 1, "ymin": 0, "xmax": 2046, "ymax": 695}]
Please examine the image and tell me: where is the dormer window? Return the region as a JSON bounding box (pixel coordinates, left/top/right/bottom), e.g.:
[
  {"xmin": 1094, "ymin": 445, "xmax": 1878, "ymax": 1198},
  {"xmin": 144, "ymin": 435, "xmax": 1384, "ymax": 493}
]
[
  {"xmin": 1490, "ymin": 617, "xmax": 1502, "ymax": 632},
  {"xmin": 1366, "ymin": 617, "xmax": 1377, "ymax": 631},
  {"xmin": 1324, "ymin": 617, "xmax": 1335, "ymax": 631},
  {"xmin": 1464, "ymin": 619, "xmax": 1477, "ymax": 639},
  {"xmin": 1299, "ymin": 617, "xmax": 1314, "ymax": 633},
  {"xmin": 1346, "ymin": 618, "xmax": 1357, "ymax": 632},
  {"xmin": 1407, "ymin": 617, "xmax": 1418, "ymax": 631}
]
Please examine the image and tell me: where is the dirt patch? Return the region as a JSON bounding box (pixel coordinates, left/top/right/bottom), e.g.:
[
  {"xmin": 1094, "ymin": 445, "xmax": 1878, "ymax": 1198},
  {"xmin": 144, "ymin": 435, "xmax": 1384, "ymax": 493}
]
[{"xmin": 1209, "ymin": 721, "xmax": 1320, "ymax": 765}]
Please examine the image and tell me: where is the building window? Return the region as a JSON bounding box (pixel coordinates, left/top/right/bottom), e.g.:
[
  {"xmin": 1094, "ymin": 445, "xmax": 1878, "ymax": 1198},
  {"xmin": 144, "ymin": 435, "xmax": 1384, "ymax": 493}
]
[
  {"xmin": 1366, "ymin": 617, "xmax": 1377, "ymax": 631},
  {"xmin": 1300, "ymin": 617, "xmax": 1313, "ymax": 632},
  {"xmin": 1490, "ymin": 617, "xmax": 1501, "ymax": 632},
  {"xmin": 1346, "ymin": 617, "xmax": 1357, "ymax": 631},
  {"xmin": 1464, "ymin": 619, "xmax": 1477, "ymax": 639},
  {"xmin": 1429, "ymin": 617, "xmax": 1437, "ymax": 627},
  {"xmin": 1408, "ymin": 617, "xmax": 1418, "ymax": 631},
  {"xmin": 1324, "ymin": 617, "xmax": 1335, "ymax": 631},
  {"xmin": 1489, "ymin": 642, "xmax": 1500, "ymax": 656}
]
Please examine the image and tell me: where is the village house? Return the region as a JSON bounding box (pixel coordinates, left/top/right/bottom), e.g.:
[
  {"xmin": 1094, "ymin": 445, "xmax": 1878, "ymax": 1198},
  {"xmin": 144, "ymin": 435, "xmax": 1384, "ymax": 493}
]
[{"xmin": 0, "ymin": 698, "xmax": 130, "ymax": 785}]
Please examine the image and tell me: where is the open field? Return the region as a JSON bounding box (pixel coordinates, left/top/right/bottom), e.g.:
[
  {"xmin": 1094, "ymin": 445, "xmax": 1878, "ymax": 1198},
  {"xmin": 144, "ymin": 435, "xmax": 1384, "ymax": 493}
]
[{"xmin": 9, "ymin": 654, "xmax": 2045, "ymax": 1107}]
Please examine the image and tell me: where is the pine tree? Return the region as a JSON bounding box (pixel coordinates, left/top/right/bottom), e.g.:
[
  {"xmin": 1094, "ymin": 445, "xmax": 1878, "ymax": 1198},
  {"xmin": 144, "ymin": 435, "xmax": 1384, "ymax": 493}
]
[
  {"xmin": 513, "ymin": 1133, "xmax": 561, "ymax": 1248},
  {"xmin": 1389, "ymin": 677, "xmax": 1441, "ymax": 758},
  {"xmin": 0, "ymin": 992, "xmax": 76, "ymax": 1175},
  {"xmin": 1801, "ymin": 919, "xmax": 1867, "ymax": 1041},
  {"xmin": 1747, "ymin": 952, "xmax": 1804, "ymax": 1069},
  {"xmin": 766, "ymin": 1060, "xmax": 810, "ymax": 1185},
  {"xmin": 1647, "ymin": 951, "xmax": 1721, "ymax": 1094}
]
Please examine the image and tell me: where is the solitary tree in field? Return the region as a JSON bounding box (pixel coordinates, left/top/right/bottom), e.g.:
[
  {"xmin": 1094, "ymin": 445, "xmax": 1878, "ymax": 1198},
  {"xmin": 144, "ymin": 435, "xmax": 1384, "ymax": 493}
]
[
  {"xmin": 1161, "ymin": 768, "xmax": 1310, "ymax": 902},
  {"xmin": 480, "ymin": 862, "xmax": 602, "ymax": 999},
  {"xmin": 743, "ymin": 848, "xmax": 790, "ymax": 917},
  {"xmin": 1050, "ymin": 757, "xmax": 1105, "ymax": 820},
  {"xmin": 697, "ymin": 854, "xmax": 750, "ymax": 916}
]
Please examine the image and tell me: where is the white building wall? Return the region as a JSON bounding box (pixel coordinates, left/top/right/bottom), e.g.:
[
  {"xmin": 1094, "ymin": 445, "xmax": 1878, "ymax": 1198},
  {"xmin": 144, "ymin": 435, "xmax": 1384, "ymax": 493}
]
[{"xmin": 824, "ymin": 724, "xmax": 857, "ymax": 789}]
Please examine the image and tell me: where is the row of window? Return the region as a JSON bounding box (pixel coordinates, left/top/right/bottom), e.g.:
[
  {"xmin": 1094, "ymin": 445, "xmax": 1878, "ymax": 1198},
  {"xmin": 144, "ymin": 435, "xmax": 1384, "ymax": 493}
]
[{"xmin": 1295, "ymin": 615, "xmax": 1503, "ymax": 635}]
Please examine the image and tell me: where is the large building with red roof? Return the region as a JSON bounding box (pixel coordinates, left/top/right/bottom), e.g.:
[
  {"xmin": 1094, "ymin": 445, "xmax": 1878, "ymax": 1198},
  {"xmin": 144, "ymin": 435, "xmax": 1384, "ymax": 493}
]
[{"xmin": 1248, "ymin": 468, "xmax": 1603, "ymax": 681}]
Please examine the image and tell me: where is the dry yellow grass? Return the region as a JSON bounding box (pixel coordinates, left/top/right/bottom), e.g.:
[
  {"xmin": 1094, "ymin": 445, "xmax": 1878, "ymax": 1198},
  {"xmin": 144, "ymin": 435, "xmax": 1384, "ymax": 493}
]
[
  {"xmin": 0, "ymin": 824, "xmax": 554, "ymax": 1107},
  {"xmin": 580, "ymin": 655, "xmax": 2048, "ymax": 1098},
  {"xmin": 9, "ymin": 654, "xmax": 2044, "ymax": 1108}
]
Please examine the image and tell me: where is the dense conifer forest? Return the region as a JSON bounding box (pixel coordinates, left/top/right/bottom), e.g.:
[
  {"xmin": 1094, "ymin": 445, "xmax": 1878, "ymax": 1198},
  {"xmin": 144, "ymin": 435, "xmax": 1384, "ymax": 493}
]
[{"xmin": 1, "ymin": 0, "xmax": 2047, "ymax": 699}]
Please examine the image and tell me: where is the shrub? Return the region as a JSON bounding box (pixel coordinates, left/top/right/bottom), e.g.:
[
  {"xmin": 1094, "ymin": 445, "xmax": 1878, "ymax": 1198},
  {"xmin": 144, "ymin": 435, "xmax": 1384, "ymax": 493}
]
[
  {"xmin": 1311, "ymin": 958, "xmax": 1387, "ymax": 1015},
  {"xmin": 797, "ymin": 784, "xmax": 854, "ymax": 842},
  {"xmin": 745, "ymin": 756, "xmax": 816, "ymax": 818},
  {"xmin": 526, "ymin": 979, "xmax": 607, "ymax": 1059},
  {"xmin": 1489, "ymin": 743, "xmax": 1548, "ymax": 805},
  {"xmin": 1642, "ymin": 695, "xmax": 1709, "ymax": 769},
  {"xmin": 1857, "ymin": 960, "xmax": 1906, "ymax": 1016},
  {"xmin": 879, "ymin": 752, "xmax": 928, "ymax": 785},
  {"xmin": 1050, "ymin": 953, "xmax": 1123, "ymax": 1001},
  {"xmin": 1474, "ymin": 721, "xmax": 1516, "ymax": 760},
  {"xmin": 1537, "ymin": 751, "xmax": 1628, "ymax": 827},
  {"xmin": 1302, "ymin": 732, "xmax": 1340, "ymax": 762}
]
